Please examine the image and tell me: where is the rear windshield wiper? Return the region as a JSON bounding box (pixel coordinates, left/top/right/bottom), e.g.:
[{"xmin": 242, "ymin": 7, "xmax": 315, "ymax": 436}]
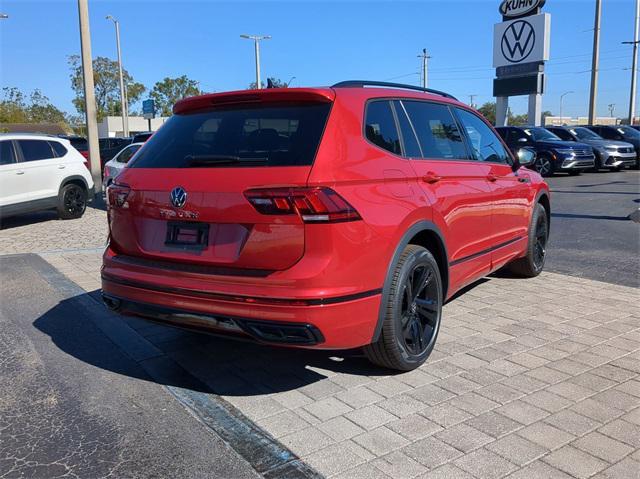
[{"xmin": 185, "ymin": 155, "xmax": 268, "ymax": 166}]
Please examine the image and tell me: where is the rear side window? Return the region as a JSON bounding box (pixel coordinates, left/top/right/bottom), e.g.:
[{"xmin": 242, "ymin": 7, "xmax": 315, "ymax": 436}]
[
  {"xmin": 455, "ymin": 109, "xmax": 510, "ymax": 164},
  {"xmin": 0, "ymin": 140, "xmax": 17, "ymax": 165},
  {"xmin": 131, "ymin": 103, "xmax": 331, "ymax": 168},
  {"xmin": 365, "ymin": 101, "xmax": 401, "ymax": 155},
  {"xmin": 117, "ymin": 144, "xmax": 141, "ymax": 163},
  {"xmin": 402, "ymin": 101, "xmax": 467, "ymax": 160},
  {"xmin": 49, "ymin": 141, "xmax": 67, "ymax": 157},
  {"xmin": 18, "ymin": 140, "xmax": 54, "ymax": 162}
]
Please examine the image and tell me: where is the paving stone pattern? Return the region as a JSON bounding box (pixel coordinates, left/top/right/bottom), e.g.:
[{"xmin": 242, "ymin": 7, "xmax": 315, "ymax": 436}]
[{"xmin": 2, "ymin": 212, "xmax": 639, "ymax": 478}]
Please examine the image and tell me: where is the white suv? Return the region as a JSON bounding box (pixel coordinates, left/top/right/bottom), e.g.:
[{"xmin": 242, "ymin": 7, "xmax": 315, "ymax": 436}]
[{"xmin": 0, "ymin": 133, "xmax": 95, "ymax": 220}]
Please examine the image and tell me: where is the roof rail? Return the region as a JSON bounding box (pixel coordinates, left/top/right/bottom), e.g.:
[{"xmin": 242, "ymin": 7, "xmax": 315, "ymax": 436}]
[{"xmin": 331, "ymin": 81, "xmax": 458, "ymax": 101}]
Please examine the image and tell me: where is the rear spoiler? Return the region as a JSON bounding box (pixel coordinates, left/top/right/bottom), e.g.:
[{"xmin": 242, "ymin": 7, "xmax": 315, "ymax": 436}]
[{"xmin": 173, "ymin": 88, "xmax": 335, "ymax": 114}]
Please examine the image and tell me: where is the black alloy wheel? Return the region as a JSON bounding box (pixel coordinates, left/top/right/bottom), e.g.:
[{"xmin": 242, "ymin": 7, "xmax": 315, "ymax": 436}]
[
  {"xmin": 58, "ymin": 184, "xmax": 87, "ymax": 219},
  {"xmin": 399, "ymin": 264, "xmax": 439, "ymax": 356}
]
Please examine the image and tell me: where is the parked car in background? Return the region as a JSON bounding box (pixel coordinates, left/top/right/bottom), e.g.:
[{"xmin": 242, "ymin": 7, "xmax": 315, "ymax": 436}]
[
  {"xmin": 584, "ymin": 125, "xmax": 640, "ymax": 169},
  {"xmin": 495, "ymin": 126, "xmax": 595, "ymax": 176},
  {"xmin": 102, "ymin": 142, "xmax": 143, "ymax": 194},
  {"xmin": 546, "ymin": 126, "xmax": 636, "ymax": 171},
  {"xmin": 132, "ymin": 132, "xmax": 153, "ymax": 143},
  {"xmin": 102, "ymin": 81, "xmax": 549, "ymax": 371},
  {"xmin": 0, "ymin": 133, "xmax": 94, "ymax": 219},
  {"xmin": 99, "ymin": 137, "xmax": 132, "ymax": 167}
]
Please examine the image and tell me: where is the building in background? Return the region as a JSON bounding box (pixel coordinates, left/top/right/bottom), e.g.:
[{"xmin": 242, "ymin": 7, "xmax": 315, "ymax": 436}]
[
  {"xmin": 97, "ymin": 116, "xmax": 169, "ymax": 137},
  {"xmin": 544, "ymin": 116, "xmax": 622, "ymax": 126}
]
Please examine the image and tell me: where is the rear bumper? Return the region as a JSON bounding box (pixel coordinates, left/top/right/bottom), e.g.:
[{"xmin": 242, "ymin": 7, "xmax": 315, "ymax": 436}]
[{"xmin": 101, "ymin": 272, "xmax": 381, "ymax": 350}]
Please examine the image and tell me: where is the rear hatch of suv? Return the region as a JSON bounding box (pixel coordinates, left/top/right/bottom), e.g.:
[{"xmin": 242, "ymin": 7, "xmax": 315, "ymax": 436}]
[{"xmin": 107, "ymin": 89, "xmax": 336, "ymax": 272}]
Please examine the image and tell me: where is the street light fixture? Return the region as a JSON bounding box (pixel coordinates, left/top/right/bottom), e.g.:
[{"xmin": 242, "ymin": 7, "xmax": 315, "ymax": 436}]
[
  {"xmin": 240, "ymin": 34, "xmax": 271, "ymax": 89},
  {"xmin": 559, "ymin": 91, "xmax": 574, "ymax": 124},
  {"xmin": 286, "ymin": 76, "xmax": 296, "ymax": 87},
  {"xmin": 106, "ymin": 15, "xmax": 129, "ymax": 136},
  {"xmin": 0, "ymin": 13, "xmax": 9, "ymax": 19}
]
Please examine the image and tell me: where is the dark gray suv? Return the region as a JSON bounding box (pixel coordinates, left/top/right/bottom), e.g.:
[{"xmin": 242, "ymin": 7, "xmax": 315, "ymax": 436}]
[
  {"xmin": 585, "ymin": 125, "xmax": 640, "ymax": 169},
  {"xmin": 546, "ymin": 126, "xmax": 636, "ymax": 171}
]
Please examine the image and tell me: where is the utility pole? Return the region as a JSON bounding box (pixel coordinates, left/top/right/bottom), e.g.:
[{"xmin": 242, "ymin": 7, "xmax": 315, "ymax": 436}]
[
  {"xmin": 106, "ymin": 15, "xmax": 128, "ymax": 137},
  {"xmin": 240, "ymin": 34, "xmax": 271, "ymax": 89},
  {"xmin": 623, "ymin": 0, "xmax": 640, "ymax": 125},
  {"xmin": 608, "ymin": 103, "xmax": 616, "ymax": 117},
  {"xmin": 468, "ymin": 94, "xmax": 477, "ymax": 108},
  {"xmin": 588, "ymin": 0, "xmax": 602, "ymax": 124},
  {"xmin": 77, "ymin": 0, "xmax": 101, "ymax": 194},
  {"xmin": 418, "ymin": 49, "xmax": 431, "ymax": 88}
]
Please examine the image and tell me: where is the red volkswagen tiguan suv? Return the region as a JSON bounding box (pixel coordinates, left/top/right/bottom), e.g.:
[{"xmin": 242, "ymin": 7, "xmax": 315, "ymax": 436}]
[{"xmin": 102, "ymin": 81, "xmax": 550, "ymax": 370}]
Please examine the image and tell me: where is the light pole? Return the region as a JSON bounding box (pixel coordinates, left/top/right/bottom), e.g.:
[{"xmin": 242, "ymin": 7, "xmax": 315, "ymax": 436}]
[
  {"xmin": 559, "ymin": 91, "xmax": 574, "ymax": 124},
  {"xmin": 468, "ymin": 94, "xmax": 477, "ymax": 108},
  {"xmin": 77, "ymin": 0, "xmax": 101, "ymax": 194},
  {"xmin": 106, "ymin": 15, "xmax": 129, "ymax": 136},
  {"xmin": 608, "ymin": 103, "xmax": 616, "ymax": 118},
  {"xmin": 623, "ymin": 0, "xmax": 640, "ymax": 125},
  {"xmin": 240, "ymin": 34, "xmax": 271, "ymax": 89},
  {"xmin": 286, "ymin": 76, "xmax": 296, "ymax": 87}
]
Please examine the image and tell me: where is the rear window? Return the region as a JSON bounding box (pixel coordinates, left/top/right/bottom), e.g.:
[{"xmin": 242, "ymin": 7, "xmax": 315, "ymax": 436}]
[{"xmin": 130, "ymin": 103, "xmax": 331, "ymax": 168}]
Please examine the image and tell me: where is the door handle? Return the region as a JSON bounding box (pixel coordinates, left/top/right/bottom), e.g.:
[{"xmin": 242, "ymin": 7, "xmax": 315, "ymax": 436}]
[
  {"xmin": 58, "ymin": 165, "xmax": 66, "ymax": 169},
  {"xmin": 16, "ymin": 171, "xmax": 24, "ymax": 175},
  {"xmin": 487, "ymin": 174, "xmax": 498, "ymax": 182},
  {"xmin": 422, "ymin": 172, "xmax": 442, "ymax": 184}
]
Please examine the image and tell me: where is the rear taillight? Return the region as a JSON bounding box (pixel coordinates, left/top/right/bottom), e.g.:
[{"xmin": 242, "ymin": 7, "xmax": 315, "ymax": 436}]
[
  {"xmin": 245, "ymin": 187, "xmax": 361, "ymax": 223},
  {"xmin": 106, "ymin": 183, "xmax": 131, "ymax": 209}
]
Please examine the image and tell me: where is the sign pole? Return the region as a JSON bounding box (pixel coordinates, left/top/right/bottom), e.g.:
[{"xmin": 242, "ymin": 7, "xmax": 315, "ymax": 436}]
[{"xmin": 496, "ymin": 96, "xmax": 509, "ymax": 126}]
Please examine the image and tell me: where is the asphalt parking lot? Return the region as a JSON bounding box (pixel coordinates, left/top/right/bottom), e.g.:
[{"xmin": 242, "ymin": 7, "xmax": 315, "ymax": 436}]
[{"xmin": 0, "ymin": 170, "xmax": 638, "ymax": 479}]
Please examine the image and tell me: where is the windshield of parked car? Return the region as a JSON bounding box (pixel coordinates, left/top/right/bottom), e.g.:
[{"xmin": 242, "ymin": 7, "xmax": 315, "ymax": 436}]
[
  {"xmin": 523, "ymin": 127, "xmax": 561, "ymax": 141},
  {"xmin": 570, "ymin": 127, "xmax": 601, "ymax": 140},
  {"xmin": 617, "ymin": 126, "xmax": 640, "ymax": 139}
]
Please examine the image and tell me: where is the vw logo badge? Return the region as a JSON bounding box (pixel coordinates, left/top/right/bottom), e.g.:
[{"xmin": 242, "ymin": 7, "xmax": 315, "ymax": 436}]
[
  {"xmin": 501, "ymin": 20, "xmax": 535, "ymax": 63},
  {"xmin": 170, "ymin": 187, "xmax": 187, "ymax": 208}
]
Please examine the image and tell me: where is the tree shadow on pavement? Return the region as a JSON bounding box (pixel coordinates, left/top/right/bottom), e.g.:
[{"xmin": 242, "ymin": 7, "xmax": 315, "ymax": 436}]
[{"xmin": 33, "ymin": 291, "xmax": 394, "ymax": 397}]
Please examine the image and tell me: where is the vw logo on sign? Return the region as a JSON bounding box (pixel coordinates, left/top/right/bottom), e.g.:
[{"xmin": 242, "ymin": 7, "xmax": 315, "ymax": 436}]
[
  {"xmin": 501, "ymin": 20, "xmax": 536, "ymax": 63},
  {"xmin": 170, "ymin": 187, "xmax": 187, "ymax": 208}
]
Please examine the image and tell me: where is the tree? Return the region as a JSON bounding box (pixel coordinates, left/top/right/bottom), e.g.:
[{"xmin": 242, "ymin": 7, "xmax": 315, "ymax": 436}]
[
  {"xmin": 477, "ymin": 101, "xmax": 496, "ymax": 124},
  {"xmin": 248, "ymin": 77, "xmax": 288, "ymax": 90},
  {"xmin": 0, "ymin": 87, "xmax": 67, "ymax": 125},
  {"xmin": 150, "ymin": 75, "xmax": 201, "ymax": 116},
  {"xmin": 68, "ymin": 55, "xmax": 145, "ymax": 121}
]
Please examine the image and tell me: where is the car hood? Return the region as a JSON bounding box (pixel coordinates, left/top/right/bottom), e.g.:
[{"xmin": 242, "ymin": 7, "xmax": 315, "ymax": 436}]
[
  {"xmin": 535, "ymin": 140, "xmax": 592, "ymax": 150},
  {"xmin": 576, "ymin": 139, "xmax": 634, "ymax": 149}
]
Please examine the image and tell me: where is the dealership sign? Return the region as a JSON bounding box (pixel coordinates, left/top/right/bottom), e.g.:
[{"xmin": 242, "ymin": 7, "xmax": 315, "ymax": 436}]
[
  {"xmin": 493, "ymin": 13, "xmax": 550, "ymax": 68},
  {"xmin": 499, "ymin": 0, "xmax": 546, "ymax": 18}
]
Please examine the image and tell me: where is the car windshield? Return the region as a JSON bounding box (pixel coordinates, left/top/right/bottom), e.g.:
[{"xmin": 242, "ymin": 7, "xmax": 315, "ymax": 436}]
[
  {"xmin": 523, "ymin": 128, "xmax": 561, "ymax": 141},
  {"xmin": 570, "ymin": 127, "xmax": 601, "ymax": 140},
  {"xmin": 617, "ymin": 126, "xmax": 640, "ymax": 139}
]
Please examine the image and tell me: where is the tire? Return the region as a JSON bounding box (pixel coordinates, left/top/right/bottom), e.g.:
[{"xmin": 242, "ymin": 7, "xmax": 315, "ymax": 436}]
[
  {"xmin": 57, "ymin": 183, "xmax": 87, "ymax": 219},
  {"xmin": 364, "ymin": 245, "xmax": 443, "ymax": 371},
  {"xmin": 533, "ymin": 154, "xmax": 554, "ymax": 177},
  {"xmin": 507, "ymin": 203, "xmax": 548, "ymax": 278}
]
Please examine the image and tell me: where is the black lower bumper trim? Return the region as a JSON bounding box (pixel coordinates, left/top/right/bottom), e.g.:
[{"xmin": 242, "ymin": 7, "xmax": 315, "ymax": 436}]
[{"xmin": 102, "ymin": 293, "xmax": 325, "ymax": 346}]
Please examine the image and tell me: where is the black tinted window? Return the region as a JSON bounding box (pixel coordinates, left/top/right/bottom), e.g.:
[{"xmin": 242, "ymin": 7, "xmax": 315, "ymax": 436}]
[
  {"xmin": 365, "ymin": 101, "xmax": 401, "ymax": 155},
  {"xmin": 456, "ymin": 109, "xmax": 510, "ymax": 164},
  {"xmin": 403, "ymin": 101, "xmax": 467, "ymax": 160},
  {"xmin": 18, "ymin": 140, "xmax": 54, "ymax": 162},
  {"xmin": 131, "ymin": 103, "xmax": 331, "ymax": 168},
  {"xmin": 393, "ymin": 101, "xmax": 422, "ymax": 157},
  {"xmin": 117, "ymin": 144, "xmax": 141, "ymax": 163},
  {"xmin": 49, "ymin": 141, "xmax": 67, "ymax": 157},
  {"xmin": 0, "ymin": 140, "xmax": 16, "ymax": 165},
  {"xmin": 69, "ymin": 138, "xmax": 88, "ymax": 151}
]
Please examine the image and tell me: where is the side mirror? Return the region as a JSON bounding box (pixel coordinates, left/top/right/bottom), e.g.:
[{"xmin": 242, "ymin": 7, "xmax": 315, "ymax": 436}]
[{"xmin": 516, "ymin": 148, "xmax": 535, "ymax": 167}]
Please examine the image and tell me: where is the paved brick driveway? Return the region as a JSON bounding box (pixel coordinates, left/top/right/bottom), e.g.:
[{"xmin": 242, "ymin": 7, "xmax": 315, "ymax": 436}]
[{"xmin": 2, "ymin": 210, "xmax": 639, "ymax": 478}]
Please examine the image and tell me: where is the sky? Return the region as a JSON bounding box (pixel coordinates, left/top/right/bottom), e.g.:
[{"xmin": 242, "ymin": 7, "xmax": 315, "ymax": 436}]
[{"xmin": 0, "ymin": 0, "xmax": 637, "ymax": 119}]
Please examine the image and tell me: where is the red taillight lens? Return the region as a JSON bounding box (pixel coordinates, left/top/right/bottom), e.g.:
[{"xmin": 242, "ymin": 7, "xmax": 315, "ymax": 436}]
[
  {"xmin": 106, "ymin": 183, "xmax": 131, "ymax": 209},
  {"xmin": 244, "ymin": 187, "xmax": 361, "ymax": 223}
]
